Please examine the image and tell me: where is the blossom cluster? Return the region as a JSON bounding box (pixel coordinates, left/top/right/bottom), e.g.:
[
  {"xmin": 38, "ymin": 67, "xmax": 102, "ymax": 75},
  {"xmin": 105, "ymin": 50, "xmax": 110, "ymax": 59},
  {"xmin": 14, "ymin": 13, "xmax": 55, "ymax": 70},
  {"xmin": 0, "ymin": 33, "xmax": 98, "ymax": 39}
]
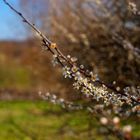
[
  {"xmin": 51, "ymin": 51, "xmax": 140, "ymax": 110},
  {"xmin": 128, "ymin": 2, "xmax": 140, "ymax": 16},
  {"xmin": 62, "ymin": 64, "xmax": 138, "ymax": 108},
  {"xmin": 39, "ymin": 91, "xmax": 109, "ymax": 114},
  {"xmin": 39, "ymin": 91, "xmax": 83, "ymax": 111}
]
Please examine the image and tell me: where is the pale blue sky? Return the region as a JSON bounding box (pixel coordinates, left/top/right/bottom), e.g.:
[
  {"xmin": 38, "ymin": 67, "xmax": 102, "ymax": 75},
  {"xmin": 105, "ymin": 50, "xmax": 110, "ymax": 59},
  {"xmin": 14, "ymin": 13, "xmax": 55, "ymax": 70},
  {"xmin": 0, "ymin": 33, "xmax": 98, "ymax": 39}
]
[{"xmin": 0, "ymin": 0, "xmax": 27, "ymax": 40}]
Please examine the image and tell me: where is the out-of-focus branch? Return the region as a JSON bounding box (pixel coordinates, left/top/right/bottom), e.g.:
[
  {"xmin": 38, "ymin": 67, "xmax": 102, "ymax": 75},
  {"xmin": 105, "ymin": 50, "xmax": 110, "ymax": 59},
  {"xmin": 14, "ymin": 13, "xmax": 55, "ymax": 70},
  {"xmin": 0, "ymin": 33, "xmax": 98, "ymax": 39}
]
[
  {"xmin": 39, "ymin": 91, "xmax": 139, "ymax": 140},
  {"xmin": 112, "ymin": 33, "xmax": 140, "ymax": 59}
]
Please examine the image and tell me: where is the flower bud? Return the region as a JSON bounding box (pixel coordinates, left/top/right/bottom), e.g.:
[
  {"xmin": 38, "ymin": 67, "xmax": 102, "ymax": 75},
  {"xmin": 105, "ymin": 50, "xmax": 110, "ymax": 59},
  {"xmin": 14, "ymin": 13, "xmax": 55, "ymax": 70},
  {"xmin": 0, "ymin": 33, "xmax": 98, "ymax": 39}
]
[
  {"xmin": 100, "ymin": 117, "xmax": 108, "ymax": 125},
  {"xmin": 113, "ymin": 117, "xmax": 120, "ymax": 125}
]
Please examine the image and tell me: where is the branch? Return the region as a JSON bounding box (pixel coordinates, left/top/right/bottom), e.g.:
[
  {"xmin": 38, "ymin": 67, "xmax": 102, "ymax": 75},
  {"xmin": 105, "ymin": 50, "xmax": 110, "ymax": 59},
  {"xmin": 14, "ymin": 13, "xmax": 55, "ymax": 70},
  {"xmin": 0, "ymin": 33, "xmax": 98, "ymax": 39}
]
[{"xmin": 3, "ymin": 0, "xmax": 140, "ymax": 106}]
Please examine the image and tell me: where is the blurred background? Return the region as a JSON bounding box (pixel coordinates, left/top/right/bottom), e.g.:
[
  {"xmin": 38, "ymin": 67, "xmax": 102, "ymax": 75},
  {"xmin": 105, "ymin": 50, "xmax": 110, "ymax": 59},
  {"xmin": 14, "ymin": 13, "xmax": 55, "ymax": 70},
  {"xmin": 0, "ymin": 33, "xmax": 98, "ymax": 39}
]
[{"xmin": 0, "ymin": 0, "xmax": 140, "ymax": 139}]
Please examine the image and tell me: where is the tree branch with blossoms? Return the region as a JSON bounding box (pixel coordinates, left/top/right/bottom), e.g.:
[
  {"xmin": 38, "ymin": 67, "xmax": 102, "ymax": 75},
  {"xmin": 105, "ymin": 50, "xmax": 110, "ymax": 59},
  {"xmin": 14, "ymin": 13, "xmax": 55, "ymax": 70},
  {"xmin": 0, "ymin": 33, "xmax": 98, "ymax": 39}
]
[
  {"xmin": 3, "ymin": 0, "xmax": 140, "ymax": 107},
  {"xmin": 3, "ymin": 0, "xmax": 140, "ymax": 139}
]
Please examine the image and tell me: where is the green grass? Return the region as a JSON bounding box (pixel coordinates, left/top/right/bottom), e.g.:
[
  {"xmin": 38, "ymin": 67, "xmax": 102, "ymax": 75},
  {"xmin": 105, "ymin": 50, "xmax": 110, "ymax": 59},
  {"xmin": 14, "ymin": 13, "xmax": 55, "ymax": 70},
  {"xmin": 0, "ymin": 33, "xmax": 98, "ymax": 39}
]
[
  {"xmin": 0, "ymin": 101, "xmax": 100, "ymax": 140},
  {"xmin": 0, "ymin": 101, "xmax": 139, "ymax": 140}
]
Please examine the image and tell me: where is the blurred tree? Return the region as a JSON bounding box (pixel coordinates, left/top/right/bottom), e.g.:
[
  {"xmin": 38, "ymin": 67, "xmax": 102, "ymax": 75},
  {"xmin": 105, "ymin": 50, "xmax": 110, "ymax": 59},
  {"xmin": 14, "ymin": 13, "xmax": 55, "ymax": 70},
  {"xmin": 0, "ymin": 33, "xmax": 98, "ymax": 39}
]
[{"xmin": 19, "ymin": 0, "xmax": 140, "ymax": 88}]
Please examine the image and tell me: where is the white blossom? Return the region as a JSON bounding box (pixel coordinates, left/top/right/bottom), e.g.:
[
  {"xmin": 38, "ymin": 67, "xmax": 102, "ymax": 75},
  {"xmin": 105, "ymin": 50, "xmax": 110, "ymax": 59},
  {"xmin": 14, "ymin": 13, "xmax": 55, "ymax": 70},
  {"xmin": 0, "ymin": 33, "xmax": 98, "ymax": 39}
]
[
  {"xmin": 62, "ymin": 66, "xmax": 72, "ymax": 78},
  {"xmin": 100, "ymin": 117, "xmax": 108, "ymax": 125}
]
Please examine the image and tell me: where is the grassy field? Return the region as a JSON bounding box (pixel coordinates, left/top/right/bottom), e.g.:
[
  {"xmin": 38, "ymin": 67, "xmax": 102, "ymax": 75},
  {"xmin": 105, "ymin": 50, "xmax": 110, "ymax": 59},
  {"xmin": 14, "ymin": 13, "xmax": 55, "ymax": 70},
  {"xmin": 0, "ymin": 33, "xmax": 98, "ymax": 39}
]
[{"xmin": 0, "ymin": 101, "xmax": 139, "ymax": 140}]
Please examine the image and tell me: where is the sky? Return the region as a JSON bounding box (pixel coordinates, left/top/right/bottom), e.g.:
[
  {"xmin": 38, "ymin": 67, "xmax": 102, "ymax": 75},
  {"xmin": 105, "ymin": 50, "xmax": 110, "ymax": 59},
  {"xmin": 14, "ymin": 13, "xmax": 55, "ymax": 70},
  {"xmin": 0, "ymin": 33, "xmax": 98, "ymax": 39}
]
[{"xmin": 0, "ymin": 0, "xmax": 27, "ymax": 40}]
